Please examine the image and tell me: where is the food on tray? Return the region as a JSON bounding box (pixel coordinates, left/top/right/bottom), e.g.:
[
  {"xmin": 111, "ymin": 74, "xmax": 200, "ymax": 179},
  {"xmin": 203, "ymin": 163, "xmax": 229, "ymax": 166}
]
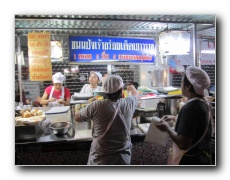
[
  {"xmin": 20, "ymin": 108, "xmax": 43, "ymax": 118},
  {"xmin": 15, "ymin": 108, "xmax": 45, "ymax": 126},
  {"xmin": 36, "ymin": 110, "xmax": 43, "ymax": 116},
  {"xmin": 15, "ymin": 115, "xmax": 45, "ymax": 125},
  {"xmin": 22, "ymin": 111, "xmax": 32, "ymax": 118},
  {"xmin": 30, "ymin": 108, "xmax": 38, "ymax": 116}
]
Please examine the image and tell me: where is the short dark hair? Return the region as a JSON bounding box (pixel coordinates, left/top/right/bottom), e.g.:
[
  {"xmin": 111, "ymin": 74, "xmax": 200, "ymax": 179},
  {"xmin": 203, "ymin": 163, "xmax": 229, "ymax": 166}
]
[
  {"xmin": 104, "ymin": 88, "xmax": 122, "ymax": 101},
  {"xmin": 183, "ymin": 74, "xmax": 203, "ymax": 97}
]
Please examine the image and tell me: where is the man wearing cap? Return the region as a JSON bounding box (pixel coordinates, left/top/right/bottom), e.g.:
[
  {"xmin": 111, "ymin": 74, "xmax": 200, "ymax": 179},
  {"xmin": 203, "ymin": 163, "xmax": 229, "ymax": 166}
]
[
  {"xmin": 75, "ymin": 75, "xmax": 139, "ymax": 165},
  {"xmin": 156, "ymin": 66, "xmax": 214, "ymax": 165},
  {"xmin": 80, "ymin": 71, "xmax": 103, "ymax": 95},
  {"xmin": 40, "ymin": 72, "xmax": 71, "ymax": 107}
]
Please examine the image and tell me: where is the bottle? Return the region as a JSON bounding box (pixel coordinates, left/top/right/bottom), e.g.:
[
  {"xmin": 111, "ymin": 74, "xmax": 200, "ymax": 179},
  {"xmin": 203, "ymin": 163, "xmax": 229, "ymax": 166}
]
[{"xmin": 157, "ymin": 99, "xmax": 165, "ymax": 118}]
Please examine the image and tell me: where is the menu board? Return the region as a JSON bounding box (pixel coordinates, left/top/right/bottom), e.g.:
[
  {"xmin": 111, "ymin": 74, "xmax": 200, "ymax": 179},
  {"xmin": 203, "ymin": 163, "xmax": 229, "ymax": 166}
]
[{"xmin": 28, "ymin": 32, "xmax": 52, "ymax": 81}]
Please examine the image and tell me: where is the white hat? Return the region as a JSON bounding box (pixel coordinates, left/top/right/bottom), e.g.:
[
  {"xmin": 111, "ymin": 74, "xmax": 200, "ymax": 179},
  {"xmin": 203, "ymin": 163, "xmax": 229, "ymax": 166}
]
[
  {"xmin": 103, "ymin": 75, "xmax": 124, "ymax": 94},
  {"xmin": 90, "ymin": 71, "xmax": 102, "ymax": 83},
  {"xmin": 52, "ymin": 72, "xmax": 66, "ymax": 84},
  {"xmin": 186, "ymin": 66, "xmax": 210, "ymax": 96}
]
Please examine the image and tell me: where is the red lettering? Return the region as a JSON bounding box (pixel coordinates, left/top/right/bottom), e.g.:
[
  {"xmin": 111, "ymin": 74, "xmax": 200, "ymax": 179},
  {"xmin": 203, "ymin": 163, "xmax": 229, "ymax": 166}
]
[{"xmin": 78, "ymin": 54, "xmax": 92, "ymax": 59}]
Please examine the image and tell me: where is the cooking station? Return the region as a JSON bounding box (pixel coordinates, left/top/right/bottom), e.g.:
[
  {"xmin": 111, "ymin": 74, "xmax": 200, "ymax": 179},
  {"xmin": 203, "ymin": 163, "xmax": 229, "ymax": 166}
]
[
  {"xmin": 13, "ymin": 14, "xmax": 216, "ymax": 167},
  {"xmin": 15, "ymin": 106, "xmax": 173, "ymax": 165}
]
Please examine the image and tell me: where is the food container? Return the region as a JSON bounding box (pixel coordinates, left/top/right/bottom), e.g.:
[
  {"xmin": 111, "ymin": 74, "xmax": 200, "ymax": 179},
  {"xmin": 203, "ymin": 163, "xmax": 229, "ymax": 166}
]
[
  {"xmin": 93, "ymin": 91, "xmax": 105, "ymax": 97},
  {"xmin": 44, "ymin": 106, "xmax": 71, "ymax": 124},
  {"xmin": 15, "ymin": 109, "xmax": 46, "ymax": 141},
  {"xmin": 49, "ymin": 122, "xmax": 73, "ymax": 135},
  {"xmin": 15, "ymin": 119, "xmax": 44, "ymax": 141}
]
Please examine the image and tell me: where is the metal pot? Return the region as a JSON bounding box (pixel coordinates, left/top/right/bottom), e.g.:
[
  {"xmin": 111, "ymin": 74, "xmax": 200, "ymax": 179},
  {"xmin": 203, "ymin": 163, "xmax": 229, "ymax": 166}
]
[
  {"xmin": 165, "ymin": 97, "xmax": 182, "ymax": 115},
  {"xmin": 49, "ymin": 122, "xmax": 72, "ymax": 135},
  {"xmin": 148, "ymin": 69, "xmax": 167, "ymax": 87}
]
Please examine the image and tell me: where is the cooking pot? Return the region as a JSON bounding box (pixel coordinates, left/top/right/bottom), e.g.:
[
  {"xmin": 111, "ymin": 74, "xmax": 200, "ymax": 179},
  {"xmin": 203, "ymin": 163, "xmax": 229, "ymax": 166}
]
[
  {"xmin": 165, "ymin": 96, "xmax": 182, "ymax": 115},
  {"xmin": 148, "ymin": 69, "xmax": 167, "ymax": 87}
]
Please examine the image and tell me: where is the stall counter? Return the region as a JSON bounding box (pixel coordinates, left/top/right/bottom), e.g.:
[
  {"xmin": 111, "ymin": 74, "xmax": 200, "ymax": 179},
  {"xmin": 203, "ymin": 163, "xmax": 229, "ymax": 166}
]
[{"xmin": 15, "ymin": 107, "xmax": 171, "ymax": 165}]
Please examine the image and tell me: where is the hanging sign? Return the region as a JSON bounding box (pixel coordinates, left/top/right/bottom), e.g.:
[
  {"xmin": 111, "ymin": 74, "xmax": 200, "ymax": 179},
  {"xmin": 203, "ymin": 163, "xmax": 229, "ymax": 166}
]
[
  {"xmin": 200, "ymin": 40, "xmax": 215, "ymax": 65},
  {"xmin": 69, "ymin": 36, "xmax": 156, "ymax": 63},
  {"xmin": 29, "ymin": 57, "xmax": 53, "ymax": 81},
  {"xmin": 159, "ymin": 31, "xmax": 190, "ymax": 55},
  {"xmin": 28, "ymin": 32, "xmax": 52, "ymax": 81},
  {"xmin": 200, "ymin": 53, "xmax": 215, "ymax": 65}
]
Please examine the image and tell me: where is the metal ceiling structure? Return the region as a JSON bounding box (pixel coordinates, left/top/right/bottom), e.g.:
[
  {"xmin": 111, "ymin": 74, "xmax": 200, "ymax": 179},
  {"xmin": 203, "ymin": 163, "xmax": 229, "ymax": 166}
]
[
  {"xmin": 15, "ymin": 15, "xmax": 216, "ymax": 40},
  {"xmin": 15, "ymin": 15, "xmax": 216, "ymax": 68}
]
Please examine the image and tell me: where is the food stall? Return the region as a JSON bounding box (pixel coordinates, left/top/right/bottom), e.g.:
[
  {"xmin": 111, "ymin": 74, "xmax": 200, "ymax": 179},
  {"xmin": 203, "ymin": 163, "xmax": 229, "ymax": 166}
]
[{"xmin": 15, "ymin": 15, "xmax": 216, "ymax": 165}]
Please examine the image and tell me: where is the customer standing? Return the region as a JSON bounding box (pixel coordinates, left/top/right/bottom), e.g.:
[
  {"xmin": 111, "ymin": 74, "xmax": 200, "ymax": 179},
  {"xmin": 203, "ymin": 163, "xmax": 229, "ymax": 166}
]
[
  {"xmin": 40, "ymin": 72, "xmax": 71, "ymax": 107},
  {"xmin": 156, "ymin": 66, "xmax": 214, "ymax": 165},
  {"xmin": 75, "ymin": 75, "xmax": 139, "ymax": 165}
]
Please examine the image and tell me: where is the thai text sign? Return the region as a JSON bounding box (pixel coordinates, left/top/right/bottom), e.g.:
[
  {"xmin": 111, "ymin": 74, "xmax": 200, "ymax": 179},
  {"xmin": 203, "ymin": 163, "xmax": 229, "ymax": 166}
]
[
  {"xmin": 29, "ymin": 57, "xmax": 53, "ymax": 81},
  {"xmin": 200, "ymin": 40, "xmax": 215, "ymax": 65},
  {"xmin": 69, "ymin": 36, "xmax": 156, "ymax": 63},
  {"xmin": 28, "ymin": 32, "xmax": 52, "ymax": 81}
]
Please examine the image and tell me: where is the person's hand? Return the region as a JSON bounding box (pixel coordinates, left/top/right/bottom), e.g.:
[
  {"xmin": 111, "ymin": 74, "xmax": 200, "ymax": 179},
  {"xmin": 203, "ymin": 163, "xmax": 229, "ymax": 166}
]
[
  {"xmin": 155, "ymin": 120, "xmax": 171, "ymax": 132},
  {"xmin": 58, "ymin": 99, "xmax": 64, "ymax": 104},
  {"xmin": 49, "ymin": 97, "xmax": 56, "ymax": 102},
  {"xmin": 161, "ymin": 115, "xmax": 176, "ymax": 122},
  {"xmin": 126, "ymin": 84, "xmax": 135, "ymax": 91},
  {"xmin": 126, "ymin": 84, "xmax": 139, "ymax": 98}
]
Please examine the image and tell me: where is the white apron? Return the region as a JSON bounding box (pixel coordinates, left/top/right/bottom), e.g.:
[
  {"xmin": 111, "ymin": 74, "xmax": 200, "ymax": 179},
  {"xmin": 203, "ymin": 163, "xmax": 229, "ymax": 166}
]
[{"xmin": 48, "ymin": 86, "xmax": 65, "ymax": 107}]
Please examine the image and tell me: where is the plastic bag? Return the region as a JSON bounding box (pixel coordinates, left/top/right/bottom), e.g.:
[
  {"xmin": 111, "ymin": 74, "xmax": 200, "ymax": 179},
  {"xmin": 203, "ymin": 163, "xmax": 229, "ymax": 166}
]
[{"xmin": 42, "ymin": 118, "xmax": 55, "ymax": 134}]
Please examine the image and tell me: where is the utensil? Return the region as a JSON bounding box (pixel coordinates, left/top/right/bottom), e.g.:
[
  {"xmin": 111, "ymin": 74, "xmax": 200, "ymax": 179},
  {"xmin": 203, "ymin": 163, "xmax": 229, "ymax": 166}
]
[{"xmin": 49, "ymin": 122, "xmax": 72, "ymax": 135}]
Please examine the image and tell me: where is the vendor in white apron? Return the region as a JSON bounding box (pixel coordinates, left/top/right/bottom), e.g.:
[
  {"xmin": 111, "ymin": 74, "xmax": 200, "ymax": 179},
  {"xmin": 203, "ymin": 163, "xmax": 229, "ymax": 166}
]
[
  {"xmin": 40, "ymin": 72, "xmax": 71, "ymax": 107},
  {"xmin": 75, "ymin": 75, "xmax": 139, "ymax": 165},
  {"xmin": 80, "ymin": 71, "xmax": 103, "ymax": 95}
]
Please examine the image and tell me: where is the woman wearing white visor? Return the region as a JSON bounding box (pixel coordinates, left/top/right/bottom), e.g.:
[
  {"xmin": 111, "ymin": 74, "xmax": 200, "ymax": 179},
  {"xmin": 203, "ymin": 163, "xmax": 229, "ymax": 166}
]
[
  {"xmin": 156, "ymin": 66, "xmax": 215, "ymax": 165},
  {"xmin": 80, "ymin": 71, "xmax": 103, "ymax": 95},
  {"xmin": 40, "ymin": 72, "xmax": 71, "ymax": 107}
]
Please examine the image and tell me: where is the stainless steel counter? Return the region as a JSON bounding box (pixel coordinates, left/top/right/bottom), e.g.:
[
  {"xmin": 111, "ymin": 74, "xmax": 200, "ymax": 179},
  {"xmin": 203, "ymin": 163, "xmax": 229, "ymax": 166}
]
[
  {"xmin": 15, "ymin": 106, "xmax": 145, "ymax": 146},
  {"xmin": 16, "ymin": 120, "xmax": 145, "ymax": 145}
]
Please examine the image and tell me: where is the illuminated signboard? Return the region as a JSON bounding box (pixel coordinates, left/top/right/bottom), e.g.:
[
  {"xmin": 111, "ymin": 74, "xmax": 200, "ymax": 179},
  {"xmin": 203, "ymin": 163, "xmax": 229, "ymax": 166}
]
[{"xmin": 69, "ymin": 36, "xmax": 156, "ymax": 64}]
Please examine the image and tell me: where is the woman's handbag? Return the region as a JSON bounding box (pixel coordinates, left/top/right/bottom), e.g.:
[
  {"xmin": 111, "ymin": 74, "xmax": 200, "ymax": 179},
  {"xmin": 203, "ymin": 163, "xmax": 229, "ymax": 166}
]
[{"xmin": 167, "ymin": 97, "xmax": 212, "ymax": 165}]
